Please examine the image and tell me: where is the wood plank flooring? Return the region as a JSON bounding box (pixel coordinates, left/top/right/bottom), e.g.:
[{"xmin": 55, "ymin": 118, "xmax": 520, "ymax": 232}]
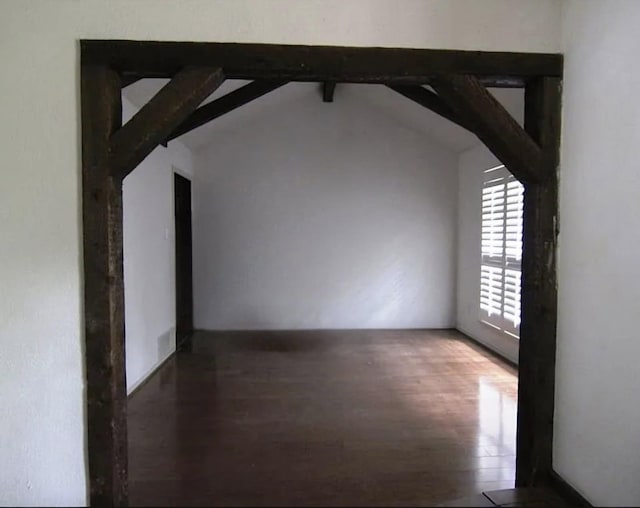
[
  {"xmin": 440, "ymin": 487, "xmax": 570, "ymax": 507},
  {"xmin": 128, "ymin": 329, "xmax": 518, "ymax": 506}
]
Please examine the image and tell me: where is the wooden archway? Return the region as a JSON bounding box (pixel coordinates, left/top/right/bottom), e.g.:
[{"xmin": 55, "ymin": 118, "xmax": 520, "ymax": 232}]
[{"xmin": 80, "ymin": 41, "xmax": 562, "ymax": 505}]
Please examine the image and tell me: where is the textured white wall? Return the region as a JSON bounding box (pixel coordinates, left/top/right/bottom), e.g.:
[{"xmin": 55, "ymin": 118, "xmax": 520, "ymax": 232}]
[
  {"xmin": 193, "ymin": 83, "xmax": 457, "ymax": 330},
  {"xmin": 0, "ymin": 0, "xmax": 561, "ymax": 505},
  {"xmin": 554, "ymin": 2, "xmax": 640, "ymax": 505},
  {"xmin": 456, "ymin": 145, "xmax": 520, "ymax": 364},
  {"xmin": 122, "ymin": 98, "xmax": 194, "ymax": 394}
]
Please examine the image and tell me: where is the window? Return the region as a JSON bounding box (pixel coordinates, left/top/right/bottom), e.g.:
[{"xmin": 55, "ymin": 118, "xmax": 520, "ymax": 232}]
[{"xmin": 480, "ymin": 165, "xmax": 523, "ymax": 338}]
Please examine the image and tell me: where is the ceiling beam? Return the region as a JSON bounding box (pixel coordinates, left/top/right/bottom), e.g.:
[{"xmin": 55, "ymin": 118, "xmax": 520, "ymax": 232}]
[
  {"xmin": 110, "ymin": 67, "xmax": 225, "ymax": 179},
  {"xmin": 82, "ymin": 41, "xmax": 562, "ymax": 88},
  {"xmin": 166, "ymin": 79, "xmax": 288, "ymax": 142},
  {"xmin": 386, "ymin": 85, "xmax": 473, "ymax": 132},
  {"xmin": 430, "ymin": 74, "xmax": 543, "ymax": 184}
]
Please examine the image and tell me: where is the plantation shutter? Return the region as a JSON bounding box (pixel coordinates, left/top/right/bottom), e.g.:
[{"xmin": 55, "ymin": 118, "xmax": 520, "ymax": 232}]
[{"xmin": 480, "ymin": 166, "xmax": 523, "ymax": 337}]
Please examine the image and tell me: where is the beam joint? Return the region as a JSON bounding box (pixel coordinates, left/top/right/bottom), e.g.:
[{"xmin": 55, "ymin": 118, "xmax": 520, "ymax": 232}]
[{"xmin": 430, "ymin": 74, "xmax": 544, "ymax": 184}]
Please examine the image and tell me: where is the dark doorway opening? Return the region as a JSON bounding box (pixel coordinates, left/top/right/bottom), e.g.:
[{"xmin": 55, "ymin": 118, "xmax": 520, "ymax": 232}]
[{"xmin": 174, "ymin": 173, "xmax": 193, "ymax": 352}]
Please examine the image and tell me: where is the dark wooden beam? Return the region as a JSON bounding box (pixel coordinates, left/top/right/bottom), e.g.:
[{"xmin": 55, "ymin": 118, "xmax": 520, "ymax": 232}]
[
  {"xmin": 79, "ymin": 42, "xmax": 564, "ymax": 507},
  {"xmin": 81, "ymin": 41, "xmax": 563, "ymax": 87},
  {"xmin": 166, "ymin": 80, "xmax": 288, "ymax": 142},
  {"xmin": 323, "ymin": 81, "xmax": 336, "ymax": 102},
  {"xmin": 110, "ymin": 66, "xmax": 225, "ymax": 179},
  {"xmin": 81, "ymin": 64, "xmax": 127, "ymax": 506},
  {"xmin": 517, "ymin": 76, "xmax": 562, "ymax": 487},
  {"xmin": 430, "ymin": 74, "xmax": 543, "ymax": 184},
  {"xmin": 386, "ymin": 84, "xmax": 472, "ymax": 132}
]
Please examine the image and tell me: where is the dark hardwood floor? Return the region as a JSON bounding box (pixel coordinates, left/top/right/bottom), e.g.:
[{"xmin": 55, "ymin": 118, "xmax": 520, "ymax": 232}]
[{"xmin": 128, "ymin": 329, "xmax": 518, "ymax": 506}]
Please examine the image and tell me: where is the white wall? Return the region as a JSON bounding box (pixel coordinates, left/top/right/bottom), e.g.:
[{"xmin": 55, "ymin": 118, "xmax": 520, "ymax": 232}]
[
  {"xmin": 193, "ymin": 83, "xmax": 457, "ymax": 330},
  {"xmin": 456, "ymin": 145, "xmax": 519, "ymax": 364},
  {"xmin": 455, "ymin": 88, "xmax": 523, "ymax": 364},
  {"xmin": 122, "ymin": 98, "xmax": 194, "ymax": 394},
  {"xmin": 554, "ymin": 2, "xmax": 640, "ymax": 505},
  {"xmin": 0, "ymin": 1, "xmax": 562, "ymax": 504}
]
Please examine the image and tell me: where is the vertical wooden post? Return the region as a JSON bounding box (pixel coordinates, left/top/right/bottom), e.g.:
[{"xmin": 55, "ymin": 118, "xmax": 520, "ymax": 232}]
[
  {"xmin": 81, "ymin": 65, "xmax": 128, "ymax": 506},
  {"xmin": 517, "ymin": 77, "xmax": 562, "ymax": 486}
]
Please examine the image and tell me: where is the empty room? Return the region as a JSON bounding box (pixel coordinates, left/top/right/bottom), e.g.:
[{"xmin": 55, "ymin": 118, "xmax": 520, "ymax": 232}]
[
  {"xmin": 3, "ymin": 2, "xmax": 640, "ymax": 507},
  {"xmin": 121, "ymin": 76, "xmax": 525, "ymax": 506}
]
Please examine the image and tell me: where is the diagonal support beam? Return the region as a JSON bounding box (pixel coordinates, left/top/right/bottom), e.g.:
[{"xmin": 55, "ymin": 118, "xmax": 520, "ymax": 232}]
[
  {"xmin": 166, "ymin": 80, "xmax": 288, "ymax": 142},
  {"xmin": 430, "ymin": 74, "xmax": 544, "ymax": 184},
  {"xmin": 110, "ymin": 66, "xmax": 225, "ymax": 179},
  {"xmin": 322, "ymin": 81, "xmax": 337, "ymax": 102},
  {"xmin": 386, "ymin": 84, "xmax": 473, "ymax": 132}
]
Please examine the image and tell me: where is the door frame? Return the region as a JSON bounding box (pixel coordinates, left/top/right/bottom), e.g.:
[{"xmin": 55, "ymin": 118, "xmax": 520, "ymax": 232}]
[{"xmin": 80, "ymin": 40, "xmax": 562, "ymax": 505}]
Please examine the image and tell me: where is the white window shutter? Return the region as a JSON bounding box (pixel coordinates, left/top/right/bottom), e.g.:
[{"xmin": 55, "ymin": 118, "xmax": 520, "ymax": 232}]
[{"xmin": 480, "ymin": 166, "xmax": 523, "ymax": 338}]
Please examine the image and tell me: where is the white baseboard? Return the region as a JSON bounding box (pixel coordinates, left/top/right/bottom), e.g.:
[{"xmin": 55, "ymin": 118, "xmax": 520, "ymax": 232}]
[
  {"xmin": 456, "ymin": 325, "xmax": 519, "ymax": 365},
  {"xmin": 127, "ymin": 342, "xmax": 176, "ymax": 396}
]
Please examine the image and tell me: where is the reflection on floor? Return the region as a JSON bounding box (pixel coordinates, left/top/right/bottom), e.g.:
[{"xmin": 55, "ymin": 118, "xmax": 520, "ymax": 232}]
[
  {"xmin": 440, "ymin": 487, "xmax": 570, "ymax": 507},
  {"xmin": 128, "ymin": 329, "xmax": 518, "ymax": 506}
]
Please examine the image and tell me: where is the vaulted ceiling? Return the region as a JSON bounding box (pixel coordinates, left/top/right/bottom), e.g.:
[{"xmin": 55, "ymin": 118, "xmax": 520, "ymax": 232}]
[{"xmin": 124, "ymin": 79, "xmax": 523, "ymax": 154}]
